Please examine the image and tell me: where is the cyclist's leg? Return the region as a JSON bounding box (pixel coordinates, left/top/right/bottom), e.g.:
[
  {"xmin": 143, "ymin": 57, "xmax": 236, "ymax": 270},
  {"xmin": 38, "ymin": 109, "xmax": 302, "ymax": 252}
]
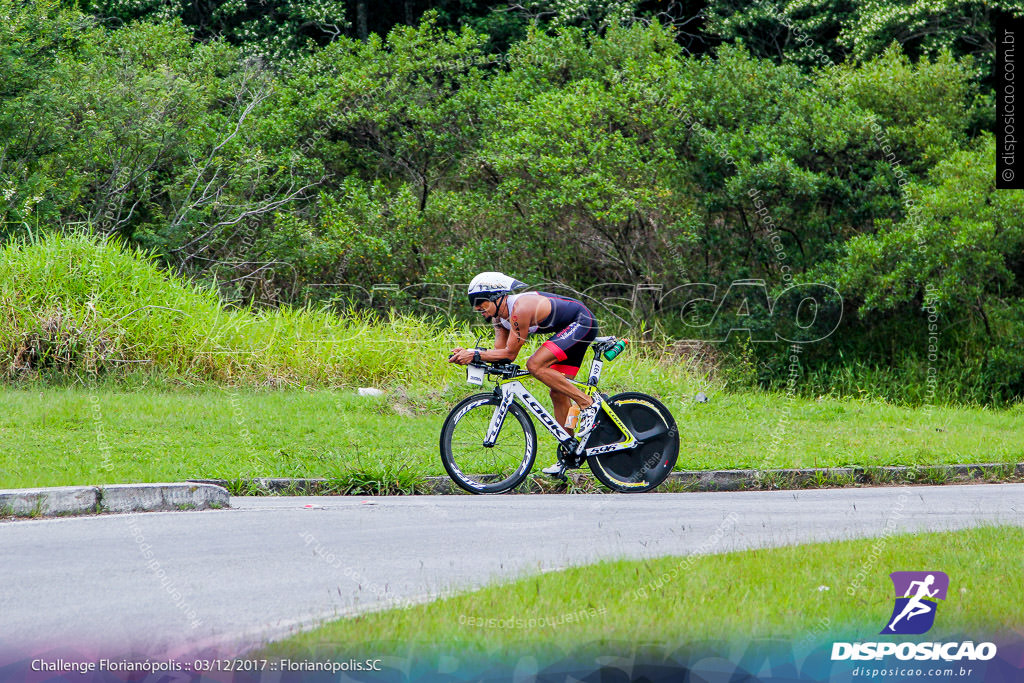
[
  {"xmin": 556, "ymin": 319, "xmax": 596, "ymax": 385},
  {"xmin": 547, "ymin": 342, "xmax": 587, "ymax": 430},
  {"xmin": 525, "ymin": 345, "xmax": 592, "ymax": 414},
  {"xmin": 549, "ymin": 387, "xmax": 574, "ymax": 434},
  {"xmin": 525, "ymin": 313, "xmax": 598, "ymax": 416}
]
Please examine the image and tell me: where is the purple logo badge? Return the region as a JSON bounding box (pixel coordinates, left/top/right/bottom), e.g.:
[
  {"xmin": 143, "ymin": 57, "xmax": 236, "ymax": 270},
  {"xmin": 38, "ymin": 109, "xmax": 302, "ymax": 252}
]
[{"xmin": 881, "ymin": 571, "xmax": 949, "ymax": 635}]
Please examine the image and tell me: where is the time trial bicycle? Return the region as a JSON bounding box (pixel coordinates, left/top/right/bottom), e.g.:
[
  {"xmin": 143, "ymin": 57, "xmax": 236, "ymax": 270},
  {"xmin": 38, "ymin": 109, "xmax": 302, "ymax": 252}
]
[{"xmin": 439, "ymin": 336, "xmax": 679, "ymax": 494}]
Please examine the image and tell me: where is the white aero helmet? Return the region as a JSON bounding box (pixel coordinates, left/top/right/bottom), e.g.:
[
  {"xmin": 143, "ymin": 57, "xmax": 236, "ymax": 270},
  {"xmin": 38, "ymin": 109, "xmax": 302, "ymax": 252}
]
[{"xmin": 466, "ymin": 272, "xmax": 528, "ymax": 307}]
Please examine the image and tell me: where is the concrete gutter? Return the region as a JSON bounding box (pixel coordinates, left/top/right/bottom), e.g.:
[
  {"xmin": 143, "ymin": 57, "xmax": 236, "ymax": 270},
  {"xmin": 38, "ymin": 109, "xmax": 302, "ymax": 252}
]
[
  {"xmin": 0, "ymin": 483, "xmax": 229, "ymax": 518},
  {"xmin": 188, "ymin": 462, "xmax": 1024, "ymax": 495}
]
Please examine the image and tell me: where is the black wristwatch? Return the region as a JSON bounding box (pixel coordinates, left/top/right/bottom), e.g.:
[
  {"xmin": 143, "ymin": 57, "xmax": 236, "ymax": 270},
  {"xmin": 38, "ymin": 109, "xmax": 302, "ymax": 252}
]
[{"xmin": 473, "ymin": 350, "xmax": 481, "ymax": 364}]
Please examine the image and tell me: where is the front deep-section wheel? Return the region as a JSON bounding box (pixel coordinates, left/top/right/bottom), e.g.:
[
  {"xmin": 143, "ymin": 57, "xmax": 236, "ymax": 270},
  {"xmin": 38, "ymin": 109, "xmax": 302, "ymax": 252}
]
[
  {"xmin": 440, "ymin": 393, "xmax": 537, "ymax": 494},
  {"xmin": 587, "ymin": 392, "xmax": 679, "ymax": 493}
]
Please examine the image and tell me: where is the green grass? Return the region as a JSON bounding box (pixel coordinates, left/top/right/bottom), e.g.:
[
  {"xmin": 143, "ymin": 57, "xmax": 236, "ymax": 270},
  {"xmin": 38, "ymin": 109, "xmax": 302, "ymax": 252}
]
[
  {"xmin": 260, "ymin": 525, "xmax": 1024, "ymax": 658},
  {"xmin": 682, "ymin": 391, "xmax": 1024, "ymax": 470},
  {"xmin": 1, "ymin": 382, "xmax": 1021, "ymax": 489}
]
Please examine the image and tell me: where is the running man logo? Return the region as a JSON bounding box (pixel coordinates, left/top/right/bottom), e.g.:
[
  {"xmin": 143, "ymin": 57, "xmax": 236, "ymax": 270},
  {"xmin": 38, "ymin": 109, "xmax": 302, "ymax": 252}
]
[{"xmin": 880, "ymin": 571, "xmax": 949, "ymax": 635}]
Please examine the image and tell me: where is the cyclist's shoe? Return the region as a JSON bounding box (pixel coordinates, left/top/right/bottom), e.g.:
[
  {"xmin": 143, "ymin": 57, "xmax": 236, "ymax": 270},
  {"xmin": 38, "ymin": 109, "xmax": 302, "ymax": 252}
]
[
  {"xmin": 541, "ymin": 462, "xmax": 566, "ymax": 478},
  {"xmin": 575, "ymin": 396, "xmax": 603, "ymax": 438}
]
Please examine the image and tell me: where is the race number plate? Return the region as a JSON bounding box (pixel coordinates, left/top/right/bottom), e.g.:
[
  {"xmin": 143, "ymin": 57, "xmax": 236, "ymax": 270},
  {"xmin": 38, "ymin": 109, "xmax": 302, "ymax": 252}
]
[{"xmin": 467, "ymin": 364, "xmax": 484, "ymax": 385}]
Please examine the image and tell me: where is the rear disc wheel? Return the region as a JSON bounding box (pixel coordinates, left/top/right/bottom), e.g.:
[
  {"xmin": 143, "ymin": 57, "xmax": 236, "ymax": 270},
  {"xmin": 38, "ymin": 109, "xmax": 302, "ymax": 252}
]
[{"xmin": 587, "ymin": 392, "xmax": 678, "ymax": 493}]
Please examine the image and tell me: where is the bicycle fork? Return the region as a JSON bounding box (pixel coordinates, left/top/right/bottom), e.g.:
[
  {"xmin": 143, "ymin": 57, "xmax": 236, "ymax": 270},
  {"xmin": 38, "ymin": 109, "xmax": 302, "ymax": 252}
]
[{"xmin": 482, "ymin": 390, "xmax": 516, "ymax": 447}]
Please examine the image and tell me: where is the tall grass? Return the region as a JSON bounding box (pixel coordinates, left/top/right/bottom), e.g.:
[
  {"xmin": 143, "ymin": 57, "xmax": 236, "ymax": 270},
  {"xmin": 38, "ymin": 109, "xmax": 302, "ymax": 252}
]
[
  {"xmin": 787, "ymin": 355, "xmax": 1009, "ymax": 407},
  {"xmin": 1, "ymin": 233, "xmax": 466, "ymax": 386},
  {"xmin": 0, "ymin": 232, "xmax": 710, "ymax": 393}
]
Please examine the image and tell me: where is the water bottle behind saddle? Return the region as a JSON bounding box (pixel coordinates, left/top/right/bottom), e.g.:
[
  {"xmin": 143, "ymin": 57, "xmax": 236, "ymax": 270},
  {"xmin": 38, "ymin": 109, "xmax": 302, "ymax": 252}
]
[{"xmin": 602, "ymin": 338, "xmax": 629, "ymax": 361}]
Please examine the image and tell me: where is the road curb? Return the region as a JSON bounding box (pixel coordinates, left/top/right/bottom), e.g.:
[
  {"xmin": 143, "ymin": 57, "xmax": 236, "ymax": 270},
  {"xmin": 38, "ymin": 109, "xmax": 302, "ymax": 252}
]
[
  {"xmin": 664, "ymin": 463, "xmax": 1024, "ymax": 491},
  {"xmin": 188, "ymin": 462, "xmax": 1024, "ymax": 495},
  {"xmin": 0, "ymin": 483, "xmax": 229, "ymax": 518}
]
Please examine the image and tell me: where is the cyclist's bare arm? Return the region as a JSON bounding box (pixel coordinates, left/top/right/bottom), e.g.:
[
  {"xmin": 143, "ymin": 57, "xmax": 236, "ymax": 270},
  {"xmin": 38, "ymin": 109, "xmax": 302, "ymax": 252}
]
[
  {"xmin": 448, "ymin": 295, "xmax": 549, "ymax": 364},
  {"xmin": 485, "ymin": 297, "xmax": 541, "ymax": 362},
  {"xmin": 450, "ymin": 325, "xmax": 507, "ymax": 365},
  {"xmin": 494, "ymin": 324, "xmax": 509, "ymax": 351}
]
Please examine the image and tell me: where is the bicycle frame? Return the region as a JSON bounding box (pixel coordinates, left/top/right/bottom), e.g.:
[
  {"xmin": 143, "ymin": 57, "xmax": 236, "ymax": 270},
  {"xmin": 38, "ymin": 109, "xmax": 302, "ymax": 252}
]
[{"xmin": 481, "ymin": 356, "xmax": 639, "ymax": 457}]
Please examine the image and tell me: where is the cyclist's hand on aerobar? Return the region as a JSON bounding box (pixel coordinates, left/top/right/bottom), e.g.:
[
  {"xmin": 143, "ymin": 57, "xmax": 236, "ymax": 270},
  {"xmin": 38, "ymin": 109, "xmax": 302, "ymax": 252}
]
[{"xmin": 448, "ymin": 348, "xmax": 474, "ymax": 365}]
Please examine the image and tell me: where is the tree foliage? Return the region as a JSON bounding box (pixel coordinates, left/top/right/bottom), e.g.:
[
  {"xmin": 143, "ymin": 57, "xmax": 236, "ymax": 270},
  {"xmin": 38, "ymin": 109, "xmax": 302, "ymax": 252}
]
[{"xmin": 707, "ymin": 0, "xmax": 1022, "ymax": 81}]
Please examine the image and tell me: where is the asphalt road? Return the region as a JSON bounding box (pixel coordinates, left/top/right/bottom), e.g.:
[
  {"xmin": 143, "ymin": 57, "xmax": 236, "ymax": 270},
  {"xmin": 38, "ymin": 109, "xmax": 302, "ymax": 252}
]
[{"xmin": 1, "ymin": 484, "xmax": 1021, "ymax": 662}]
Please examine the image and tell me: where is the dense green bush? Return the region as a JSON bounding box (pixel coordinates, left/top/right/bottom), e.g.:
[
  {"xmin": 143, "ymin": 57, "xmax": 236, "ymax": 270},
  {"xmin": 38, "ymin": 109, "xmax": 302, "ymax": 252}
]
[{"xmin": 817, "ymin": 137, "xmax": 1024, "ymax": 404}]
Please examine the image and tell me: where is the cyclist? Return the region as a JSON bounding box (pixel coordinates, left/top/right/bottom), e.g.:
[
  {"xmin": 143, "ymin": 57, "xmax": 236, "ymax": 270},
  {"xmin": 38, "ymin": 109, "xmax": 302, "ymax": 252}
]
[{"xmin": 448, "ymin": 272, "xmax": 600, "ymax": 476}]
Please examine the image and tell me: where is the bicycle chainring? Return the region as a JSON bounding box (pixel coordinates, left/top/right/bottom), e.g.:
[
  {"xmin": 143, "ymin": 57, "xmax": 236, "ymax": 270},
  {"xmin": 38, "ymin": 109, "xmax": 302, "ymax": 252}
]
[{"xmin": 557, "ymin": 442, "xmax": 586, "ymax": 469}]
